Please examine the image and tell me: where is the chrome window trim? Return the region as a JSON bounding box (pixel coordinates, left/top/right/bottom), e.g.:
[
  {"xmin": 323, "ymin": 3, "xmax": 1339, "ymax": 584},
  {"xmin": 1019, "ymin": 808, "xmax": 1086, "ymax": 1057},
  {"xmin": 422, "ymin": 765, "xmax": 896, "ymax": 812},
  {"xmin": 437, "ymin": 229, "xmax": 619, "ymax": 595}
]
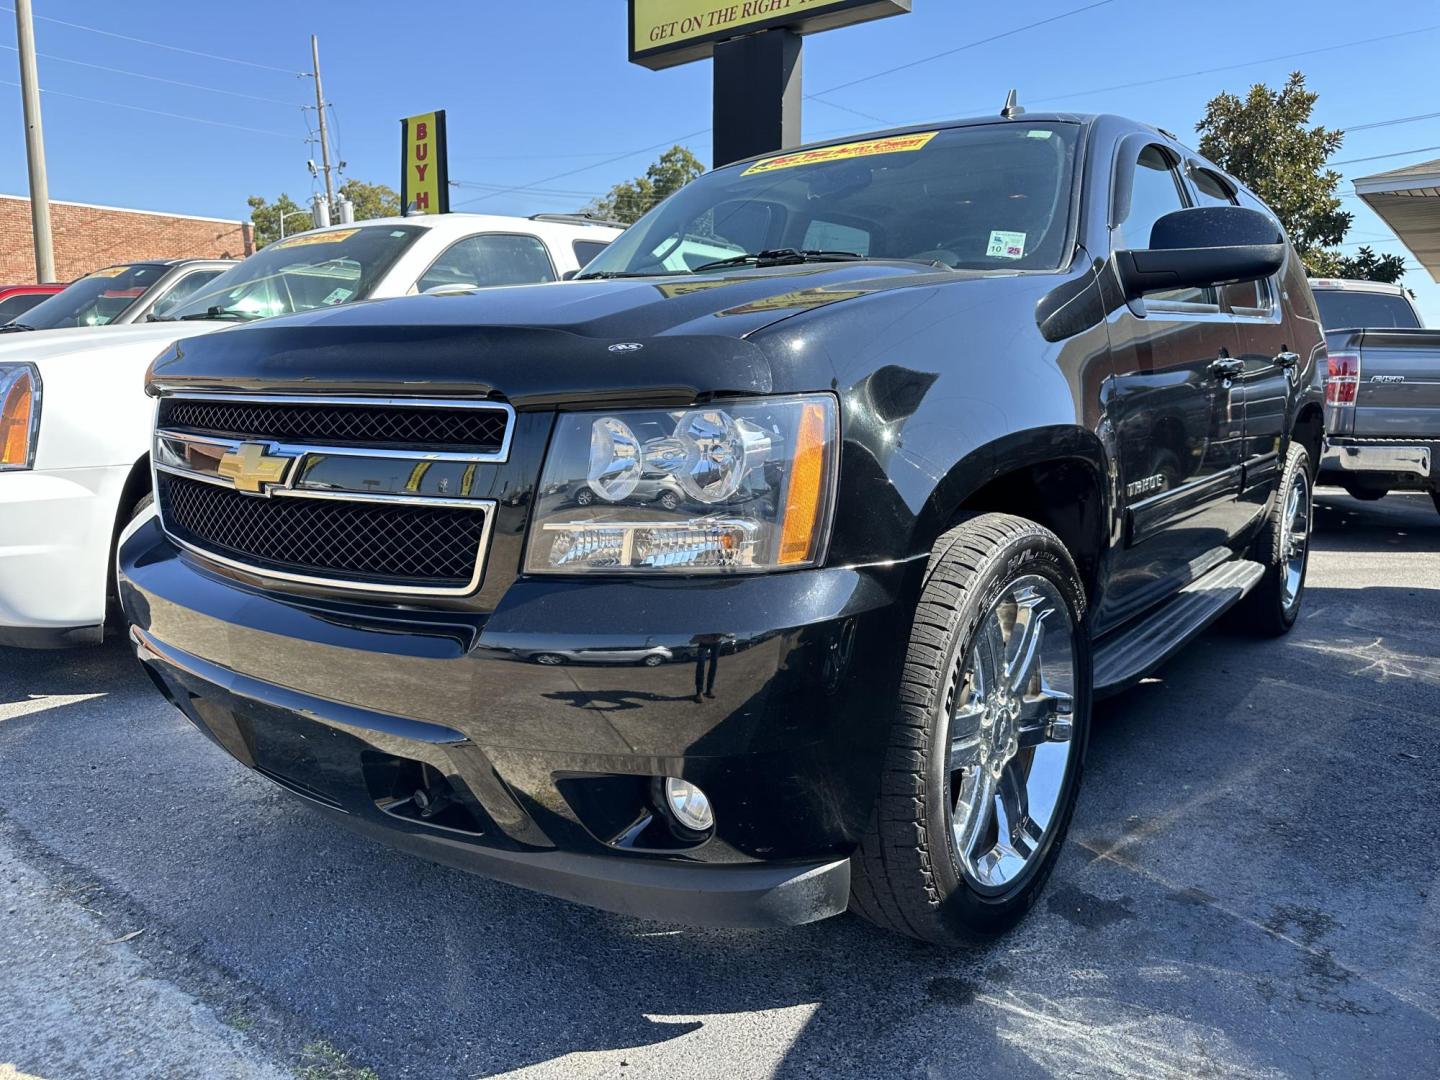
[{"xmin": 154, "ymin": 392, "xmax": 516, "ymax": 464}]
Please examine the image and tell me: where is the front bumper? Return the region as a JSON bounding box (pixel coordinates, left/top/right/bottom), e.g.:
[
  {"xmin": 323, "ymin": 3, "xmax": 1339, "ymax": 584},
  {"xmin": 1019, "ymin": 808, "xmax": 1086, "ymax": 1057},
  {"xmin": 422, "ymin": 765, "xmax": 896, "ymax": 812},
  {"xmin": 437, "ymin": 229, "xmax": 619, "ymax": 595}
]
[
  {"xmin": 0, "ymin": 464, "xmax": 132, "ymax": 646},
  {"xmin": 119, "ymin": 516, "xmax": 910, "ymax": 927}
]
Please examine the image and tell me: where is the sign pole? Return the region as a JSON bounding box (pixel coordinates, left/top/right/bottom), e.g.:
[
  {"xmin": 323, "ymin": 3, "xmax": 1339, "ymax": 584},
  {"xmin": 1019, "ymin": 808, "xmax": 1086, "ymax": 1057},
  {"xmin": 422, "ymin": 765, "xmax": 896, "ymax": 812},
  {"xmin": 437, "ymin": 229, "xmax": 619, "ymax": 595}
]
[{"xmin": 712, "ymin": 29, "xmax": 803, "ymax": 167}]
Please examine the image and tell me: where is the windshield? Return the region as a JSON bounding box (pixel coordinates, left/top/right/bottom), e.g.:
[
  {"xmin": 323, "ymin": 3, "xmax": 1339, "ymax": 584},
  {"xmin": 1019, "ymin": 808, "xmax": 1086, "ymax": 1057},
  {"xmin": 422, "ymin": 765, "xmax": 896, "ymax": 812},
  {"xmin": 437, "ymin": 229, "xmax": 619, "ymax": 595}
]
[
  {"xmin": 10, "ymin": 264, "xmax": 167, "ymax": 329},
  {"xmin": 165, "ymin": 225, "xmax": 423, "ymax": 321},
  {"xmin": 580, "ymin": 123, "xmax": 1080, "ymax": 279},
  {"xmin": 1314, "ymin": 289, "xmax": 1422, "ymax": 331}
]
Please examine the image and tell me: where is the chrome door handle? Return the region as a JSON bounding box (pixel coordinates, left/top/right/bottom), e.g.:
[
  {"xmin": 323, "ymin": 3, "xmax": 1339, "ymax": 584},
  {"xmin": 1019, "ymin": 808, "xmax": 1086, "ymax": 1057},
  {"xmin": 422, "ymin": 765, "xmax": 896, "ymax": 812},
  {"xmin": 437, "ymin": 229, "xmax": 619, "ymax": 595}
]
[
  {"xmin": 1210, "ymin": 356, "xmax": 1245, "ymax": 379},
  {"xmin": 1274, "ymin": 351, "xmax": 1300, "ymax": 369}
]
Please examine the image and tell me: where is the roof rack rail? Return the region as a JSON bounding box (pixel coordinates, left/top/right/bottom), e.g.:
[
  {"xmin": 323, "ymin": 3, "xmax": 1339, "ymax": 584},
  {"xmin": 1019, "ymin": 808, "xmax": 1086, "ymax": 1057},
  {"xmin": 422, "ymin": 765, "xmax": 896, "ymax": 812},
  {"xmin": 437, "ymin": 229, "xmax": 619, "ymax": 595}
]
[{"xmin": 529, "ymin": 212, "xmax": 629, "ymax": 230}]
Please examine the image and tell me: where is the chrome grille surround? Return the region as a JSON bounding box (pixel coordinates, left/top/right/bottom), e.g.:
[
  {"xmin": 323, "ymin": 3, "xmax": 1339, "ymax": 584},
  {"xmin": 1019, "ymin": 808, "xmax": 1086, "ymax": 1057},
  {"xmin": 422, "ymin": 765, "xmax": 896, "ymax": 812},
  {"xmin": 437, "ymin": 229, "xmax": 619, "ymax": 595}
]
[{"xmin": 152, "ymin": 393, "xmax": 509, "ymax": 597}]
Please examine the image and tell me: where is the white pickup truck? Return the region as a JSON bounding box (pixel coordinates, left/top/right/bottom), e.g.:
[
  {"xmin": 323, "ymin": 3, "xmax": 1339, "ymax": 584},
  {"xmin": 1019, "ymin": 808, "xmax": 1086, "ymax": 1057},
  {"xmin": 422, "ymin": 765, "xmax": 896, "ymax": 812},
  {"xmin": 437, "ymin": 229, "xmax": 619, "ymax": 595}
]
[{"xmin": 0, "ymin": 213, "xmax": 620, "ymax": 647}]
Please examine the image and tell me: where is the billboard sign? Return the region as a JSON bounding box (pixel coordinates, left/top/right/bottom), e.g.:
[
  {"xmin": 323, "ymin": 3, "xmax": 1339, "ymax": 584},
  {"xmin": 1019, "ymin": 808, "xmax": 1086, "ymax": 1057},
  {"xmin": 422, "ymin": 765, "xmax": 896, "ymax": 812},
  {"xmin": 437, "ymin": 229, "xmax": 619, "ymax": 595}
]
[{"xmin": 630, "ymin": 0, "xmax": 911, "ymax": 70}]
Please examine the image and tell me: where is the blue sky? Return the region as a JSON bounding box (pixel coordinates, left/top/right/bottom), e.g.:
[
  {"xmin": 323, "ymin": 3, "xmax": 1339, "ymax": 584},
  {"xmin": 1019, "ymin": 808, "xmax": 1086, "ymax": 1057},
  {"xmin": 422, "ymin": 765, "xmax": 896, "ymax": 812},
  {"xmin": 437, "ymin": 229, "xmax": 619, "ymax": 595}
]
[{"xmin": 3, "ymin": 0, "xmax": 1438, "ymax": 321}]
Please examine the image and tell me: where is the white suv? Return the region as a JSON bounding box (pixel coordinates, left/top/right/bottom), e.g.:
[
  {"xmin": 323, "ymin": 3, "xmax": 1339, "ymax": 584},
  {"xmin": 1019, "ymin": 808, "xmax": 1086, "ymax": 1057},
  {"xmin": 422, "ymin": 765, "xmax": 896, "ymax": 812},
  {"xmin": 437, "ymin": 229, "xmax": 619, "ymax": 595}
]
[{"xmin": 0, "ymin": 213, "xmax": 621, "ymax": 647}]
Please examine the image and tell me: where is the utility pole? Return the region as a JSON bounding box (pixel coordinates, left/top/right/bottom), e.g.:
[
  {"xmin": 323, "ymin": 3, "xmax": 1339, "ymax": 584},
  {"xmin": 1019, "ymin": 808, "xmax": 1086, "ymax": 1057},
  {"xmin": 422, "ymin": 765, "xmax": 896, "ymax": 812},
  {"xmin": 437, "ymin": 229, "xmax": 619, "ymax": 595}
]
[
  {"xmin": 309, "ymin": 35, "xmax": 336, "ymax": 212},
  {"xmin": 14, "ymin": 0, "xmax": 54, "ymax": 282}
]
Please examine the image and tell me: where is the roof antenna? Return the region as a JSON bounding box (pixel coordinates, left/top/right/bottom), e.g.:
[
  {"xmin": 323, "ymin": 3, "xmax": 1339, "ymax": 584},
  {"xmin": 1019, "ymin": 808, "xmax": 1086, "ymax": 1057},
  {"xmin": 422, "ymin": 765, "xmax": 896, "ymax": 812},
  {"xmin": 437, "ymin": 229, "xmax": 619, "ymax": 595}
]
[{"xmin": 1001, "ymin": 89, "xmax": 1024, "ymax": 119}]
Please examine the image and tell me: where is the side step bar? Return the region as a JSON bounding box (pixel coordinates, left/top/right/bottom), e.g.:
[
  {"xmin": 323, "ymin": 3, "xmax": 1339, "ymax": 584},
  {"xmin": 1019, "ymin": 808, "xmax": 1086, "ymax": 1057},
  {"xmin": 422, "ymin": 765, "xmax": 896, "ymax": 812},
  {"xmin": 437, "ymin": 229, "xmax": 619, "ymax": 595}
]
[{"xmin": 1093, "ymin": 559, "xmax": 1265, "ymax": 698}]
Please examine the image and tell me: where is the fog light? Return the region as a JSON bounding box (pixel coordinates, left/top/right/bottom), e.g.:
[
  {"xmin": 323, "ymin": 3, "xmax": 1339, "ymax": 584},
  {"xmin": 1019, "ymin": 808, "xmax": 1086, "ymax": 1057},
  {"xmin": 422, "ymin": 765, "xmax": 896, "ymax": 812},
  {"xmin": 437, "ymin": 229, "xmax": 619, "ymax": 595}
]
[{"xmin": 662, "ymin": 777, "xmax": 714, "ymax": 832}]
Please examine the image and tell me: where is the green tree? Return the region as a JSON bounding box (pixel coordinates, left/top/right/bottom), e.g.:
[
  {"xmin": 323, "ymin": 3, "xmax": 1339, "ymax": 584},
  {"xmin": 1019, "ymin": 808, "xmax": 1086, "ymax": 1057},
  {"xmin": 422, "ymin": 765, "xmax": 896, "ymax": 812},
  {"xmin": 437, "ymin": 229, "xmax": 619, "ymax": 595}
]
[
  {"xmin": 246, "ymin": 193, "xmax": 311, "ymax": 249},
  {"xmin": 1196, "ymin": 72, "xmax": 1404, "ymax": 284},
  {"xmin": 247, "ymin": 180, "xmax": 401, "ymax": 248},
  {"xmin": 338, "ymin": 178, "xmax": 401, "ymax": 221},
  {"xmin": 586, "ymin": 146, "xmax": 706, "ymax": 224},
  {"xmin": 1328, "ymin": 245, "xmax": 1408, "ymax": 285}
]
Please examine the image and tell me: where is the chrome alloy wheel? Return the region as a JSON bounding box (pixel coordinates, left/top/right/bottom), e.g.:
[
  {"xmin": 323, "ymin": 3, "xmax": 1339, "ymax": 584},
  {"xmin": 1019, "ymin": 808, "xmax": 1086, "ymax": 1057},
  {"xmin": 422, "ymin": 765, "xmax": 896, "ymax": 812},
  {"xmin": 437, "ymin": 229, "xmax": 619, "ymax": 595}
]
[
  {"xmin": 1281, "ymin": 467, "xmax": 1311, "ymax": 610},
  {"xmin": 944, "ymin": 575, "xmax": 1076, "ymax": 893}
]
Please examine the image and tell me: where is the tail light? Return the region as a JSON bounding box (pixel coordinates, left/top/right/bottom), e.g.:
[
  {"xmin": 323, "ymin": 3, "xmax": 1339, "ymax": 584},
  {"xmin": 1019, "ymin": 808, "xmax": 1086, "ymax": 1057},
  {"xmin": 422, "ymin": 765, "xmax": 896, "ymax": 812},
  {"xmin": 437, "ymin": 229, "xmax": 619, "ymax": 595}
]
[
  {"xmin": 1325, "ymin": 352, "xmax": 1360, "ymax": 407},
  {"xmin": 0, "ymin": 363, "xmax": 41, "ymax": 470}
]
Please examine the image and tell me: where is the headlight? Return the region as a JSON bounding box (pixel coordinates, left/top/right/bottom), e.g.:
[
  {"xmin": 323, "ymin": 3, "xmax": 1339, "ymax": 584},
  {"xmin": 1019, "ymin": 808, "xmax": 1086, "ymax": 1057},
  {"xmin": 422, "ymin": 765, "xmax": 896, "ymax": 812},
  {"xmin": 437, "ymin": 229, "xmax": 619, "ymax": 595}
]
[
  {"xmin": 525, "ymin": 393, "xmax": 838, "ymax": 574},
  {"xmin": 0, "ymin": 363, "xmax": 41, "ymax": 471}
]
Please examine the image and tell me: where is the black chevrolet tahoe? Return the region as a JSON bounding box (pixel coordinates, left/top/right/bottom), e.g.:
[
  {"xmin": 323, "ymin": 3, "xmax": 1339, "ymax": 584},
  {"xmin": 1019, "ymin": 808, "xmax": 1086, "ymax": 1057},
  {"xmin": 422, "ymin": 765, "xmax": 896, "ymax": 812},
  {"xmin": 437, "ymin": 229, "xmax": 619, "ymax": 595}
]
[{"xmin": 118, "ymin": 112, "xmax": 1325, "ymax": 944}]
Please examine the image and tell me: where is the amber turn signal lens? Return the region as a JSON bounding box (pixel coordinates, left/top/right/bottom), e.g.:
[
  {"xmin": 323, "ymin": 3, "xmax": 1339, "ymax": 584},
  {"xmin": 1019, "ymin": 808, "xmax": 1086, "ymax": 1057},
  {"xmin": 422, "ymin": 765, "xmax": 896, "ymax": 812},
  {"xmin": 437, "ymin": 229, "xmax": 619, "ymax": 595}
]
[
  {"xmin": 777, "ymin": 401, "xmax": 831, "ymax": 565},
  {"xmin": 0, "ymin": 366, "xmax": 38, "ymax": 468}
]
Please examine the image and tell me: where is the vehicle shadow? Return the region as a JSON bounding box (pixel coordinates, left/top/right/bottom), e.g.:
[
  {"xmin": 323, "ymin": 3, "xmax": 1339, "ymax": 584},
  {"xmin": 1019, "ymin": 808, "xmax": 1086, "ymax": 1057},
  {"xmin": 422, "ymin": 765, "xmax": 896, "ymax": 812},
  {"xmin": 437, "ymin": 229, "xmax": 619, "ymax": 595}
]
[
  {"xmin": 0, "ymin": 490, "xmax": 1436, "ymax": 1078},
  {"xmin": 1311, "ymin": 487, "xmax": 1440, "ymax": 552}
]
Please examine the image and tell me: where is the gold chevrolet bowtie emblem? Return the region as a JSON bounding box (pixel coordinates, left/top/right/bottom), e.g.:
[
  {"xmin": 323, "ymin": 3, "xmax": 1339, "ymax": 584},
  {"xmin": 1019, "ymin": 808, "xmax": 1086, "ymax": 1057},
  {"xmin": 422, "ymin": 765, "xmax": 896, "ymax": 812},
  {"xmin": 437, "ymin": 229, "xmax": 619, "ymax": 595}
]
[{"xmin": 217, "ymin": 443, "xmax": 292, "ymax": 494}]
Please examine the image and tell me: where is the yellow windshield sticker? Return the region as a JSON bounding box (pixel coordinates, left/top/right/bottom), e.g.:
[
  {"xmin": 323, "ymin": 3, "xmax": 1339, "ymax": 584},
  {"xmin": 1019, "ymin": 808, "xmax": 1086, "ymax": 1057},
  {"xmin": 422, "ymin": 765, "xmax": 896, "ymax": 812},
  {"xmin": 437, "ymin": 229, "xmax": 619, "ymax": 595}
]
[
  {"xmin": 273, "ymin": 228, "xmax": 360, "ymax": 249},
  {"xmin": 88, "ymin": 266, "xmax": 129, "ymax": 278},
  {"xmin": 742, "ymin": 132, "xmax": 939, "ymax": 176}
]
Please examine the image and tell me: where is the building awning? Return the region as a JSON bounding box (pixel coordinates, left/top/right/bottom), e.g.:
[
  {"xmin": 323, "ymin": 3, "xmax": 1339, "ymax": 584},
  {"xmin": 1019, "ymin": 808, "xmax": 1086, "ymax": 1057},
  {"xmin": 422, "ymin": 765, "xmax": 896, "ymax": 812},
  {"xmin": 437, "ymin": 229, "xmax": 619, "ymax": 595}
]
[{"xmin": 1355, "ymin": 158, "xmax": 1440, "ymax": 284}]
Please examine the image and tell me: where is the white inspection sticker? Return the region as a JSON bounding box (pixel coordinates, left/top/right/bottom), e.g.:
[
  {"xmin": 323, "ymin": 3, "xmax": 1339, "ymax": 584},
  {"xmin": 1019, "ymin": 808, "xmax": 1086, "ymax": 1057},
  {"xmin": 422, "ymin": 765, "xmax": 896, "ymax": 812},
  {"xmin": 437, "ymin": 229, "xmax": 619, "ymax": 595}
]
[
  {"xmin": 986, "ymin": 230, "xmax": 1027, "ymax": 260},
  {"xmin": 322, "ymin": 287, "xmax": 353, "ymax": 305}
]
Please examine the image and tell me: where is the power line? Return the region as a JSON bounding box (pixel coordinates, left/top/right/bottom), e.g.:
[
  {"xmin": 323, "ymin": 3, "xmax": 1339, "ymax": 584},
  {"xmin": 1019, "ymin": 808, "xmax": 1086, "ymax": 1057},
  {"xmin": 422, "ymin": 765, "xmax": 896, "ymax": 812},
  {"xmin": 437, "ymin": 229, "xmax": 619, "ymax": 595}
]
[
  {"xmin": 0, "ymin": 4, "xmax": 301, "ymax": 75},
  {"xmin": 452, "ymin": 127, "xmax": 712, "ymax": 208},
  {"xmin": 1345, "ymin": 110, "xmax": 1440, "ymax": 133},
  {"xmin": 1332, "ymin": 144, "xmax": 1440, "ymax": 167},
  {"xmin": 0, "ymin": 43, "xmax": 296, "ymax": 106},
  {"xmin": 456, "ymin": 5, "xmax": 1118, "ymax": 205},
  {"xmin": 808, "ymin": 0, "xmax": 1118, "ymax": 101},
  {"xmin": 0, "ymin": 78, "xmax": 293, "ymax": 138},
  {"xmin": 999, "ymin": 22, "xmax": 1440, "ymax": 112}
]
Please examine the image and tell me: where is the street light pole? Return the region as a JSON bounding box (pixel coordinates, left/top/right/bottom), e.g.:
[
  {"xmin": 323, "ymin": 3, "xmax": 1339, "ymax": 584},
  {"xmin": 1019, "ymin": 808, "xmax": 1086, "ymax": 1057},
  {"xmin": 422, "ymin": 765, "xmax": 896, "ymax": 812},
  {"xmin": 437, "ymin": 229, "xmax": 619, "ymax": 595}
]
[
  {"xmin": 310, "ymin": 35, "xmax": 336, "ymax": 212},
  {"xmin": 278, "ymin": 208, "xmax": 312, "ymax": 242},
  {"xmin": 14, "ymin": 0, "xmax": 55, "ymax": 282}
]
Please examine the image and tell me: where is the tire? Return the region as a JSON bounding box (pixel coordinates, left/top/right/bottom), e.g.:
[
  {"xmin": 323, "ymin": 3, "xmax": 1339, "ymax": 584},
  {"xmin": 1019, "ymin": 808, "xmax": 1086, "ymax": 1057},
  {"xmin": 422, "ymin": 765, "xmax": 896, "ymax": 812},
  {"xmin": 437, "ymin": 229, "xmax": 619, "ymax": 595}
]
[
  {"xmin": 849, "ymin": 513, "xmax": 1091, "ymax": 945},
  {"xmin": 658, "ymin": 491, "xmax": 682, "ymax": 511},
  {"xmin": 1238, "ymin": 442, "xmax": 1312, "ymax": 636},
  {"xmin": 575, "ymin": 488, "xmax": 595, "ymax": 507},
  {"xmin": 106, "ymin": 492, "xmax": 156, "ymax": 630}
]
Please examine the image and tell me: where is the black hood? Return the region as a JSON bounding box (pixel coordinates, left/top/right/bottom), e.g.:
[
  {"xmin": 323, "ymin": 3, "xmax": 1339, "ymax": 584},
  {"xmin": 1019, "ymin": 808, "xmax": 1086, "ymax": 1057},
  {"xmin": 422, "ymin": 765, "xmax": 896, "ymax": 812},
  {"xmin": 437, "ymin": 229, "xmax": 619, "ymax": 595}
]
[{"xmin": 146, "ymin": 262, "xmax": 973, "ymax": 409}]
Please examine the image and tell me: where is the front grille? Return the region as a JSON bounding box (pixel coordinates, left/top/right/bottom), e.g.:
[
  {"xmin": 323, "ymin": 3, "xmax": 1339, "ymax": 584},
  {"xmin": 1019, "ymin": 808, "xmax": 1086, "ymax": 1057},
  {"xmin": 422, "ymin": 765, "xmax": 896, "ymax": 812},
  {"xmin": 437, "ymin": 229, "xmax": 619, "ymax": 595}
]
[
  {"xmin": 158, "ymin": 398, "xmax": 509, "ymax": 453},
  {"xmin": 160, "ymin": 474, "xmax": 488, "ymax": 589}
]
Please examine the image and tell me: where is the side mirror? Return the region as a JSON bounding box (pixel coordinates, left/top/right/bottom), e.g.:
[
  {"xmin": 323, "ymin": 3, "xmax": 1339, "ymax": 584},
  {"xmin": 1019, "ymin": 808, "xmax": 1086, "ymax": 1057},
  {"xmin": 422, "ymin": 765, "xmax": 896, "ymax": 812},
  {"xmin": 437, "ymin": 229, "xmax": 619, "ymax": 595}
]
[
  {"xmin": 1115, "ymin": 205, "xmax": 1285, "ymax": 301},
  {"xmin": 422, "ymin": 282, "xmax": 476, "ymax": 297},
  {"xmin": 562, "ymin": 269, "xmax": 579, "ymax": 281}
]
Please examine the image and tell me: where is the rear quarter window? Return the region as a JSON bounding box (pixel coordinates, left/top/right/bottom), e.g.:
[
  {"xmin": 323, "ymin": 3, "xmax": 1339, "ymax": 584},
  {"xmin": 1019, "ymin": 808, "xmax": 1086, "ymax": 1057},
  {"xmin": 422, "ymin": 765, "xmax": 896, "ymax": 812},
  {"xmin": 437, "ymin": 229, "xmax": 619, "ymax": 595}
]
[{"xmin": 572, "ymin": 239, "xmax": 610, "ymax": 267}]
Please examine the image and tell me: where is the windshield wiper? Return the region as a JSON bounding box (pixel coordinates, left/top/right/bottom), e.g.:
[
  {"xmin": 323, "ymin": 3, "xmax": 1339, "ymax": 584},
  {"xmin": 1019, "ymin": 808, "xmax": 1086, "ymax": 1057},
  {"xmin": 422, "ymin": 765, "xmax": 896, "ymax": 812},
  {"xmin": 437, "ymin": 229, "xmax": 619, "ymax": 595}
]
[
  {"xmin": 177, "ymin": 306, "xmax": 259, "ymax": 322},
  {"xmin": 575, "ymin": 269, "xmax": 684, "ymax": 280},
  {"xmin": 690, "ymin": 248, "xmax": 867, "ymax": 273},
  {"xmin": 0, "ymin": 322, "xmax": 37, "ymax": 332}
]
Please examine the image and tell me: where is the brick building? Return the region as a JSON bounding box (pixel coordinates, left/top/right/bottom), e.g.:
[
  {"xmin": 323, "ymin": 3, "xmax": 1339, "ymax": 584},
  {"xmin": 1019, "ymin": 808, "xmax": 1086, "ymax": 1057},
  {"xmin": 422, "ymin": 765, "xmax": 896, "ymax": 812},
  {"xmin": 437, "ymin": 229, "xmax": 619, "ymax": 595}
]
[{"xmin": 1, "ymin": 194, "xmax": 253, "ymax": 283}]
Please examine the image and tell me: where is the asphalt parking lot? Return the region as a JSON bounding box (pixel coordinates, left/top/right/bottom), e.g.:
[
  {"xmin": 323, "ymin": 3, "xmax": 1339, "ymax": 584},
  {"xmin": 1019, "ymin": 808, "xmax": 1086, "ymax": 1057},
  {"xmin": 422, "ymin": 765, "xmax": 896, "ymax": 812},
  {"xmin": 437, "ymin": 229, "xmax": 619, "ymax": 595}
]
[{"xmin": 2, "ymin": 490, "xmax": 1438, "ymax": 1080}]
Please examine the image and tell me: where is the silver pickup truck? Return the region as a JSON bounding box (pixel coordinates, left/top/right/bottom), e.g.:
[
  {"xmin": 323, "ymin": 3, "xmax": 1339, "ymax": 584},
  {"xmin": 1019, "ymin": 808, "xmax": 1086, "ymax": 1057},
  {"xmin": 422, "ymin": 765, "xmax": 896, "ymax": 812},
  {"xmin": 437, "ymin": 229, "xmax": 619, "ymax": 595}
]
[{"xmin": 1313, "ymin": 278, "xmax": 1440, "ymax": 512}]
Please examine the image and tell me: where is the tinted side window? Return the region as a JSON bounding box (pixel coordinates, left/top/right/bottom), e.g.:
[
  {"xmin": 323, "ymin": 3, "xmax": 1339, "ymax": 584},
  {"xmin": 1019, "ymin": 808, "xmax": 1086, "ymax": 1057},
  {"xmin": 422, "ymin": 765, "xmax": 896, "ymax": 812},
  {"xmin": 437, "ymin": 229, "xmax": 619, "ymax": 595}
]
[
  {"xmin": 0, "ymin": 293, "xmax": 49, "ymax": 322},
  {"xmin": 419, "ymin": 234, "xmax": 557, "ymax": 291},
  {"xmin": 572, "ymin": 239, "xmax": 610, "ymax": 267},
  {"xmin": 1117, "ymin": 147, "xmax": 1214, "ymax": 307},
  {"xmin": 1190, "ymin": 167, "xmax": 1236, "ymax": 208},
  {"xmin": 1188, "ymin": 172, "xmax": 1277, "ymax": 316},
  {"xmin": 151, "ymin": 269, "xmax": 225, "ymax": 318}
]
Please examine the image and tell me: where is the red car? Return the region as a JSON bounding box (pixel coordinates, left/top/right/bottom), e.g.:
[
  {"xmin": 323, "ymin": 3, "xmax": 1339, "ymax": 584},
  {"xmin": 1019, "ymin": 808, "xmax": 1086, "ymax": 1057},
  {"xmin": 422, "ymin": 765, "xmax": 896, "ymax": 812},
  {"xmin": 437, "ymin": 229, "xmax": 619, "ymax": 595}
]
[{"xmin": 0, "ymin": 283, "xmax": 65, "ymax": 325}]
